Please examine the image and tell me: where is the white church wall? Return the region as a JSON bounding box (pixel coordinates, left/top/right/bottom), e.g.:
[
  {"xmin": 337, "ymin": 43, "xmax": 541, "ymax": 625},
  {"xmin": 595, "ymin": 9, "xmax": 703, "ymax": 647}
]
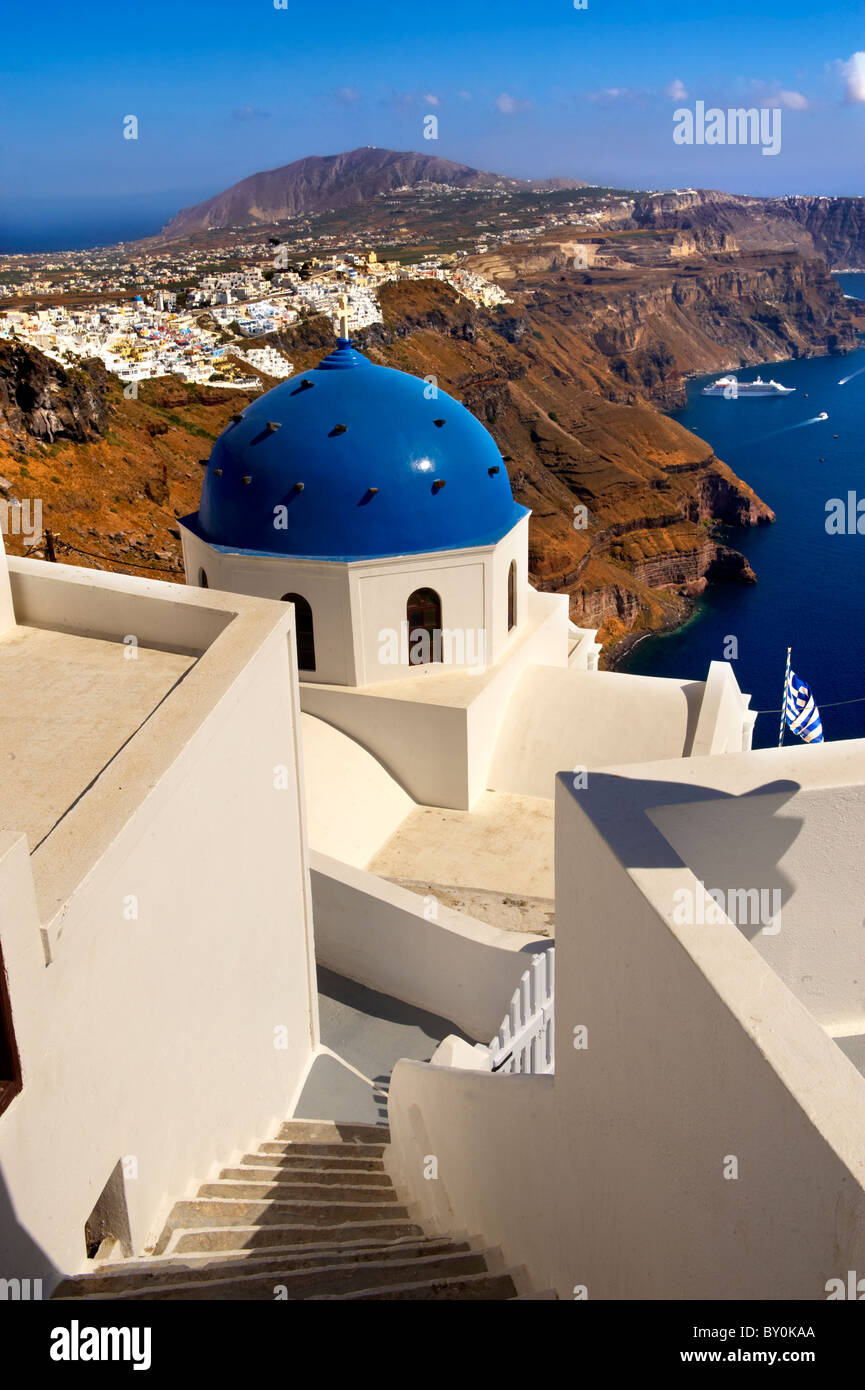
[
  {"xmin": 181, "ymin": 520, "xmax": 534, "ymax": 690},
  {"xmin": 487, "ymin": 665, "xmax": 704, "ymax": 798},
  {"xmin": 179, "ymin": 528, "xmax": 357, "ymax": 685},
  {"xmin": 349, "ymin": 548, "xmax": 487, "ymax": 686},
  {"xmin": 309, "ymin": 850, "xmax": 546, "ymax": 1041},
  {"xmin": 300, "ymin": 683, "xmax": 471, "ymax": 807},
  {"xmin": 0, "ymin": 573, "xmax": 318, "ymax": 1282},
  {"xmin": 488, "ymin": 514, "xmax": 530, "ymax": 662},
  {"xmin": 300, "ymin": 712, "xmax": 415, "ymax": 866},
  {"xmin": 301, "ymin": 586, "xmax": 568, "ymax": 811},
  {"xmin": 465, "ymin": 587, "xmax": 570, "ymax": 806},
  {"xmin": 387, "ymin": 746, "xmax": 865, "ymax": 1299}
]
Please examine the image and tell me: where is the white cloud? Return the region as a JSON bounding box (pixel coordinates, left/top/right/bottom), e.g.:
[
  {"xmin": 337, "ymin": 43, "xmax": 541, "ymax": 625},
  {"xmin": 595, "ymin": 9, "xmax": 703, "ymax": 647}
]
[
  {"xmin": 775, "ymin": 89, "xmax": 810, "ymax": 110},
  {"xmin": 587, "ymin": 87, "xmax": 642, "ymax": 104},
  {"xmin": 841, "ymin": 52, "xmax": 865, "ymax": 103},
  {"xmin": 423, "ymin": 93, "xmax": 440, "ymax": 106},
  {"xmin": 748, "ymin": 81, "xmax": 810, "ymax": 110},
  {"xmin": 666, "ymin": 78, "xmax": 688, "ymax": 101},
  {"xmin": 495, "ymin": 92, "xmax": 533, "ymax": 114}
]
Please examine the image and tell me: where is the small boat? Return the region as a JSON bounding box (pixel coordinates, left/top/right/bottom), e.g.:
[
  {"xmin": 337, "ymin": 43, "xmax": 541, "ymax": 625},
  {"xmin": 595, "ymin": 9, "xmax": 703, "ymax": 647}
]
[
  {"xmin": 702, "ymin": 374, "xmax": 795, "ymax": 397},
  {"xmin": 817, "ymin": 412, "xmax": 829, "ymax": 421}
]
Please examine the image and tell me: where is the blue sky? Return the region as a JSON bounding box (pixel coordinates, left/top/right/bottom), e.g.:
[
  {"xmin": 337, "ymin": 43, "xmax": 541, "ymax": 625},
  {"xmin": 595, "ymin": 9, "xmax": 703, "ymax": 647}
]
[{"xmin": 2, "ymin": 0, "xmax": 864, "ymax": 244}]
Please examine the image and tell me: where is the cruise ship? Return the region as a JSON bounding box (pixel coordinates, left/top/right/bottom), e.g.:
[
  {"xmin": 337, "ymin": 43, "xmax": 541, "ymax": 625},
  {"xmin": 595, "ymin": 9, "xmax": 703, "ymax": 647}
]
[{"xmin": 702, "ymin": 374, "xmax": 795, "ymax": 397}]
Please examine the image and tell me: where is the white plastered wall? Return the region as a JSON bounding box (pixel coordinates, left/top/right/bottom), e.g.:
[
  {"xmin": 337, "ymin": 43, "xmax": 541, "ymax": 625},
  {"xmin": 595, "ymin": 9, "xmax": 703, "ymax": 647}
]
[
  {"xmin": 181, "ymin": 517, "xmax": 532, "ymax": 689},
  {"xmin": 179, "ymin": 528, "xmax": 356, "ymax": 685},
  {"xmin": 387, "ymin": 744, "xmax": 865, "ymax": 1299},
  {"xmin": 0, "ymin": 569, "xmax": 318, "ymax": 1283}
]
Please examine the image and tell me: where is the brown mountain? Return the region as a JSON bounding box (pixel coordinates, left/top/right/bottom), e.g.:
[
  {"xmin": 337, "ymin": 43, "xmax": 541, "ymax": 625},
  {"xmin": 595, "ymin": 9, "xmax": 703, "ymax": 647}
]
[{"xmin": 159, "ymin": 147, "xmax": 585, "ymax": 239}]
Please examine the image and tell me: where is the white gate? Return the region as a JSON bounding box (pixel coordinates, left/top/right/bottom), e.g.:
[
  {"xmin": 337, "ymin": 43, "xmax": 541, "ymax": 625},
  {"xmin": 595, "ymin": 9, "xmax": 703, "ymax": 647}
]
[{"xmin": 488, "ymin": 949, "xmax": 555, "ymax": 1075}]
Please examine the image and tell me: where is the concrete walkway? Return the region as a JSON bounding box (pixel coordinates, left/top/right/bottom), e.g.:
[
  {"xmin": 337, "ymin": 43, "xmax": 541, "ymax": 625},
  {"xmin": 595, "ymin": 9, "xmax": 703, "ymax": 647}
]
[{"xmin": 295, "ymin": 967, "xmax": 472, "ymax": 1127}]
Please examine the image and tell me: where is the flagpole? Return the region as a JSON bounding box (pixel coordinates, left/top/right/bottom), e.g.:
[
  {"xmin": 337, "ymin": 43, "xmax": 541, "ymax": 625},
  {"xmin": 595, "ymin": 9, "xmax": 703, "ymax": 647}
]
[{"xmin": 778, "ymin": 646, "xmax": 791, "ymax": 748}]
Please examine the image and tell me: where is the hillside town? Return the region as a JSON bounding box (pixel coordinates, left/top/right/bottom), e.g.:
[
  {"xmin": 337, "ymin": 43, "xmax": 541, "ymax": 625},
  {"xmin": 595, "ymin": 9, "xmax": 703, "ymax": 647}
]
[
  {"xmin": 0, "ymin": 182, "xmax": 646, "ymax": 389},
  {"xmin": 0, "ymin": 243, "xmax": 514, "ymax": 390}
]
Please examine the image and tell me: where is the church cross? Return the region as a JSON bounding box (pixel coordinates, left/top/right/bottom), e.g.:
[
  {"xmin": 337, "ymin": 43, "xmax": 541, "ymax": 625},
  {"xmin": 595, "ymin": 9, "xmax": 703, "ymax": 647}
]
[{"xmin": 337, "ymin": 294, "xmax": 350, "ymax": 341}]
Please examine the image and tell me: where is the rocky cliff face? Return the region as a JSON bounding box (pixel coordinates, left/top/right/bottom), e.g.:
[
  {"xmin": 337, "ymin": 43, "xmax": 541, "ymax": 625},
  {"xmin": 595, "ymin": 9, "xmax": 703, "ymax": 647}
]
[
  {"xmin": 522, "ymin": 250, "xmax": 854, "ymax": 408},
  {"xmin": 3, "ymin": 226, "xmax": 840, "ymax": 659},
  {"xmin": 354, "ymin": 278, "xmax": 775, "ymax": 659},
  {"xmin": 0, "ymin": 342, "xmax": 109, "ymax": 444},
  {"xmin": 633, "ymin": 189, "xmax": 865, "ymax": 269},
  {"xmin": 771, "ymin": 197, "xmax": 865, "ymax": 268}
]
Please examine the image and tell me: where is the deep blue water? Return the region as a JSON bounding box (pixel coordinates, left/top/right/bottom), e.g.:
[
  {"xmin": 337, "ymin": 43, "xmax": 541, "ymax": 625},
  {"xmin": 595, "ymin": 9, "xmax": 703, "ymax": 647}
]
[
  {"xmin": 0, "ymin": 190, "xmax": 209, "ymax": 253},
  {"xmin": 619, "ymin": 272, "xmax": 865, "ymax": 749}
]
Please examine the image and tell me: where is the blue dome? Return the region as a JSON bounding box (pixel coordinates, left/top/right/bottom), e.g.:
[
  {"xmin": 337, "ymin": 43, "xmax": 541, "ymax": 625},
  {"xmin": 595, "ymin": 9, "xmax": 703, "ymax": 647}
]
[{"xmin": 185, "ymin": 340, "xmax": 527, "ymax": 561}]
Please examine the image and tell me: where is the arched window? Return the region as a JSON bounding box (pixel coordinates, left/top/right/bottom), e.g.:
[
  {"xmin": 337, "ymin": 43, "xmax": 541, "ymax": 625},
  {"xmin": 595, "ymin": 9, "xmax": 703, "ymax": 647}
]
[
  {"xmin": 198, "ymin": 567, "xmax": 209, "ymax": 589},
  {"xmin": 281, "ymin": 593, "xmax": 316, "ymax": 671},
  {"xmin": 507, "ymin": 560, "xmax": 517, "ymax": 631},
  {"xmin": 406, "ymin": 587, "xmax": 442, "ymax": 666}
]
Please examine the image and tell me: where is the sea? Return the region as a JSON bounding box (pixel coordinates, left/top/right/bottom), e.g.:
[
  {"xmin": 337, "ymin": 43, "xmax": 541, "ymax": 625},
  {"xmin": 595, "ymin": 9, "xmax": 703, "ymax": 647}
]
[{"xmin": 618, "ymin": 271, "xmax": 865, "ymax": 749}]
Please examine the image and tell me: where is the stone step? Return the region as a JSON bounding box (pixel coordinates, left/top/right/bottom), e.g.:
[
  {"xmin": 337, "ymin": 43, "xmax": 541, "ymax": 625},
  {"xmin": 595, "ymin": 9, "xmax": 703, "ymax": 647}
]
[
  {"xmin": 309, "ymin": 1270, "xmax": 518, "ymax": 1300},
  {"xmin": 250, "ymin": 1147, "xmax": 386, "ymax": 1170},
  {"xmin": 197, "ymin": 1180, "xmax": 399, "ymax": 1204},
  {"xmin": 220, "ymin": 1164, "xmax": 390, "ymax": 1188},
  {"xmin": 510, "ymin": 1290, "xmax": 559, "ymax": 1299},
  {"xmin": 54, "ymin": 1236, "xmax": 471, "ymax": 1299},
  {"xmin": 170, "ymin": 1218, "xmax": 425, "ymax": 1255},
  {"xmin": 258, "ymin": 1141, "xmax": 387, "ymax": 1160},
  {"xmin": 167, "ymin": 1196, "xmax": 409, "ymax": 1230},
  {"xmin": 66, "ymin": 1249, "xmax": 496, "ymax": 1302},
  {"xmin": 276, "ymin": 1120, "xmax": 389, "ymax": 1144}
]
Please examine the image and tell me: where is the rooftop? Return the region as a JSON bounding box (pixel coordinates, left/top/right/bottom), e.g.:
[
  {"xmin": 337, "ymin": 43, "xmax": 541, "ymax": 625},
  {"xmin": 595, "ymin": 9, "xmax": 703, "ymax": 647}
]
[
  {"xmin": 0, "ymin": 625, "xmax": 194, "ymax": 852},
  {"xmin": 368, "ymin": 789, "xmax": 554, "ymax": 900}
]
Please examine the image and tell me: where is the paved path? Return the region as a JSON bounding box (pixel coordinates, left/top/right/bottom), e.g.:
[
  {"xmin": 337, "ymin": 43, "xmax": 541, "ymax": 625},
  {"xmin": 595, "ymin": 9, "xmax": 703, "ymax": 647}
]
[{"xmin": 295, "ymin": 966, "xmax": 472, "ymax": 1127}]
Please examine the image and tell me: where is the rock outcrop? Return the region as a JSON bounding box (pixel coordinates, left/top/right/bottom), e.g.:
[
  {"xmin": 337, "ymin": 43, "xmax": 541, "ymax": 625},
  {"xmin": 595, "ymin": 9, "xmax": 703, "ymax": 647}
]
[{"xmin": 0, "ymin": 342, "xmax": 109, "ymax": 444}]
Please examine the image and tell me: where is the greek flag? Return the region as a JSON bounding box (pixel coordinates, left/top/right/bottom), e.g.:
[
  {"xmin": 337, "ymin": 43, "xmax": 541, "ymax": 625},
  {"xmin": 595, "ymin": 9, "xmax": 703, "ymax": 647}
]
[{"xmin": 785, "ymin": 669, "xmax": 824, "ymax": 744}]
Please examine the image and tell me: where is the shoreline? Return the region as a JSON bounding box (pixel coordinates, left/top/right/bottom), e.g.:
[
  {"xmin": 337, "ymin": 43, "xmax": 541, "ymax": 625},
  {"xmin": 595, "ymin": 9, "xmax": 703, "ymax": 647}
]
[
  {"xmin": 607, "ymin": 332, "xmax": 865, "ymax": 673},
  {"xmin": 603, "ymin": 593, "xmax": 702, "ymax": 671}
]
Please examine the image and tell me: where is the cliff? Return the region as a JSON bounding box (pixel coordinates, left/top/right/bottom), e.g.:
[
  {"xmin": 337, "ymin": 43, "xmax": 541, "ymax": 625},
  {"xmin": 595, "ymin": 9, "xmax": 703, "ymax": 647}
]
[
  {"xmin": 0, "ymin": 342, "xmax": 110, "ymax": 444},
  {"xmin": 7, "ymin": 227, "xmax": 848, "ymax": 658},
  {"xmin": 632, "ymin": 189, "xmax": 865, "ymax": 269}
]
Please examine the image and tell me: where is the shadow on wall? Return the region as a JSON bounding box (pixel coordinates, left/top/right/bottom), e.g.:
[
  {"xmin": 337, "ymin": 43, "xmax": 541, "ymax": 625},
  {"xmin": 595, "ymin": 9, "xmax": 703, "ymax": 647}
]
[
  {"xmin": 0, "ymin": 1159, "xmax": 60, "ymax": 1294},
  {"xmin": 558, "ymin": 772, "xmax": 803, "ymax": 941}
]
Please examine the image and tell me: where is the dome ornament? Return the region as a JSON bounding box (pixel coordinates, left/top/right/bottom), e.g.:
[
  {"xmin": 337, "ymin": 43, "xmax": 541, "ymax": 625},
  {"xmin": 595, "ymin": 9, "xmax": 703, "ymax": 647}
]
[{"xmin": 338, "ymin": 295, "xmax": 349, "ymax": 339}]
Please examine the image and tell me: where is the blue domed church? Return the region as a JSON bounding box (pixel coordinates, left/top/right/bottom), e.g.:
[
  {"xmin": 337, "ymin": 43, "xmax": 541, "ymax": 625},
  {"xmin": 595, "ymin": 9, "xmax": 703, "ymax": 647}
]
[
  {"xmin": 178, "ymin": 335, "xmax": 751, "ymax": 824},
  {"xmin": 180, "ymin": 337, "xmax": 533, "ymax": 686}
]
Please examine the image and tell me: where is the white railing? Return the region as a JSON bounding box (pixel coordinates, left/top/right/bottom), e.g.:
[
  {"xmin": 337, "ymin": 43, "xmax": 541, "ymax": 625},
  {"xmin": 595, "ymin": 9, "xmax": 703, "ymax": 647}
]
[{"xmin": 488, "ymin": 949, "xmax": 555, "ymax": 1075}]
